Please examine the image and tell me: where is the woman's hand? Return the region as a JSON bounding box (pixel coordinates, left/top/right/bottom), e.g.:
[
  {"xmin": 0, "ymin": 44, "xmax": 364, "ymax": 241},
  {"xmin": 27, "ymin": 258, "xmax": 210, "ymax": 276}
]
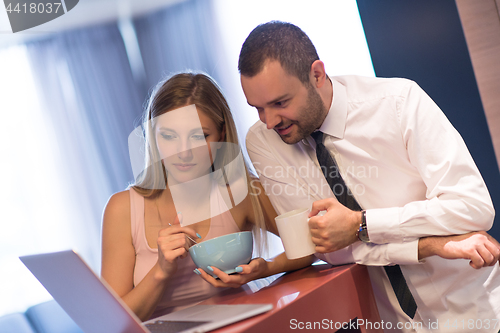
[
  {"xmin": 419, "ymin": 231, "xmax": 500, "ymax": 268},
  {"xmin": 195, "ymin": 258, "xmax": 268, "ymax": 288},
  {"xmin": 156, "ymin": 214, "xmax": 200, "ymax": 280}
]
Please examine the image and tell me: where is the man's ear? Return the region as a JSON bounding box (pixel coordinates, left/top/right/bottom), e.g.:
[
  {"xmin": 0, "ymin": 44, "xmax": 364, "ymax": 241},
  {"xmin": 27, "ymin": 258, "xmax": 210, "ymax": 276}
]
[{"xmin": 310, "ymin": 60, "xmax": 327, "ymax": 88}]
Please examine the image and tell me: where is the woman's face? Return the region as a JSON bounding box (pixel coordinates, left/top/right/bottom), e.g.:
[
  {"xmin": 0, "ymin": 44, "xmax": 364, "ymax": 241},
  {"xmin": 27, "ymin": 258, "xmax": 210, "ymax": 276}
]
[{"xmin": 155, "ymin": 104, "xmax": 224, "ymax": 185}]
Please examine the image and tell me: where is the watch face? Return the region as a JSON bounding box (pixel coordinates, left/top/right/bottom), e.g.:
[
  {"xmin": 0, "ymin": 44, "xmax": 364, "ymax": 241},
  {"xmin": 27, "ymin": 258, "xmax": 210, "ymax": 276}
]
[
  {"xmin": 358, "ymin": 210, "xmax": 369, "ymax": 243},
  {"xmin": 359, "ymin": 229, "xmax": 370, "ymax": 243}
]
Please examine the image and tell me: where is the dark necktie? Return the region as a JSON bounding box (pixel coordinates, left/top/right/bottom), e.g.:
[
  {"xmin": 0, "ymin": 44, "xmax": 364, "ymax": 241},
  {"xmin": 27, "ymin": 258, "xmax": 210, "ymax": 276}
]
[{"xmin": 311, "ymin": 131, "xmax": 417, "ymax": 319}]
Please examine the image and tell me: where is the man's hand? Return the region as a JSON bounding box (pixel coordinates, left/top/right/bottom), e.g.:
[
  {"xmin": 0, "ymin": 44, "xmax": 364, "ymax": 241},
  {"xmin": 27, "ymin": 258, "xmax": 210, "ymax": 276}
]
[
  {"xmin": 308, "ymin": 198, "xmax": 362, "ymax": 253},
  {"xmin": 419, "ymin": 231, "xmax": 500, "ymax": 269}
]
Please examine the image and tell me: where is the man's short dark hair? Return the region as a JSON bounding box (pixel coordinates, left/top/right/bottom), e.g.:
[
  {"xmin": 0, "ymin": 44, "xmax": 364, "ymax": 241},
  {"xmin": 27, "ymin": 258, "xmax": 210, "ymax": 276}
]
[{"xmin": 238, "ymin": 21, "xmax": 319, "ymax": 86}]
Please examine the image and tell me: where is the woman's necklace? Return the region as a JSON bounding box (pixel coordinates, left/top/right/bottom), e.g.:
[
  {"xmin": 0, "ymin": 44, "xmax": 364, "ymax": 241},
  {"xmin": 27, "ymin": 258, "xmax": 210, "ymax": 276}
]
[
  {"xmin": 154, "ymin": 196, "xmax": 169, "ymax": 227},
  {"xmin": 154, "ymin": 197, "xmax": 198, "ymax": 244}
]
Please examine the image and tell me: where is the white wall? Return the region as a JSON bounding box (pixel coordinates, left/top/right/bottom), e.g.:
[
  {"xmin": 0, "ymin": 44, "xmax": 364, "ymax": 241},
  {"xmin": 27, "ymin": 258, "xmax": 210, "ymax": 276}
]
[{"xmin": 213, "ymin": 0, "xmax": 375, "ymax": 147}]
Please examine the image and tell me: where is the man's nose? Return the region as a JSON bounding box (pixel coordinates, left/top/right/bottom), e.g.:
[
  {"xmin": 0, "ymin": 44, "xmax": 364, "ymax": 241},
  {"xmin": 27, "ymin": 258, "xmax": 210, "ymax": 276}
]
[{"xmin": 262, "ymin": 109, "xmax": 281, "ymax": 130}]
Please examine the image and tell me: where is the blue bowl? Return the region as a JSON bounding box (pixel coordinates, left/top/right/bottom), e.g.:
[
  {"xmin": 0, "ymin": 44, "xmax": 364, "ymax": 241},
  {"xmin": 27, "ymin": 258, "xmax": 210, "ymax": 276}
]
[{"xmin": 188, "ymin": 231, "xmax": 253, "ymax": 277}]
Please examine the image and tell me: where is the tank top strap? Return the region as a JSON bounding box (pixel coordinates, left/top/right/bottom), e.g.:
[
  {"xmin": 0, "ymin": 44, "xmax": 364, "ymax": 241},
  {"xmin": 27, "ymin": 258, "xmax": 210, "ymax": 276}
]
[{"xmin": 129, "ymin": 188, "xmax": 148, "ymax": 253}]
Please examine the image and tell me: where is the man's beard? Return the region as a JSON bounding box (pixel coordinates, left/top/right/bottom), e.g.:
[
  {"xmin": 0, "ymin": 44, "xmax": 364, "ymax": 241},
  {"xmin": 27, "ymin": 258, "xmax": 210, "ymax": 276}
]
[{"xmin": 278, "ymin": 85, "xmax": 326, "ymax": 144}]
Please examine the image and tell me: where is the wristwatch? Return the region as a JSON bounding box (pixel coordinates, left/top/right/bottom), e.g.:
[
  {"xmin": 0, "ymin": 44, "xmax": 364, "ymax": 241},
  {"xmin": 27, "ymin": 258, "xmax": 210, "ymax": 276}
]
[{"xmin": 357, "ymin": 210, "xmax": 370, "ymax": 243}]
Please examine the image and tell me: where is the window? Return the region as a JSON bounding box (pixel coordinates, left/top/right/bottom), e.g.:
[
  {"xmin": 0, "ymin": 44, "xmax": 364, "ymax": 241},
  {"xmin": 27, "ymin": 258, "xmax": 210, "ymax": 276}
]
[{"xmin": 0, "ymin": 45, "xmax": 89, "ymax": 316}]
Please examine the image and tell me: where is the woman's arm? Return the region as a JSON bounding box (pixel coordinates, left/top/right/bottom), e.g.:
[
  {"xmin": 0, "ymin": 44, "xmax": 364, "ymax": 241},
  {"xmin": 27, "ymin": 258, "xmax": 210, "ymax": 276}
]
[
  {"xmin": 101, "ymin": 191, "xmax": 168, "ymax": 320},
  {"xmin": 101, "ymin": 191, "xmax": 197, "ymax": 321},
  {"xmin": 253, "ymin": 179, "xmax": 315, "ymax": 275},
  {"xmin": 418, "ymin": 231, "xmax": 500, "ymax": 268}
]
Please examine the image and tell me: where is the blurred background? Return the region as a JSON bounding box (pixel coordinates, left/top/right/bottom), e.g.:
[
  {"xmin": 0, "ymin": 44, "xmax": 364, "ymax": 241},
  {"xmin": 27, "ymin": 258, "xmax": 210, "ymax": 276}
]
[{"xmin": 0, "ymin": 0, "xmax": 374, "ymax": 316}]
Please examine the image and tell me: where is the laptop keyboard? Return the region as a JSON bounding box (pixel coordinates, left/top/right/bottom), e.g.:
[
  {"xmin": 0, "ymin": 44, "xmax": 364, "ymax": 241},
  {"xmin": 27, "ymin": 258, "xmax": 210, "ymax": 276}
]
[{"xmin": 145, "ymin": 320, "xmax": 210, "ymax": 333}]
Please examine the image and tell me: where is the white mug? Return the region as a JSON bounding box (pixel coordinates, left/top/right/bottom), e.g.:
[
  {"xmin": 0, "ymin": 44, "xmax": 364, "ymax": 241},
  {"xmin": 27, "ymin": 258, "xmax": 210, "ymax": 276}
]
[{"xmin": 275, "ymin": 208, "xmax": 316, "ymax": 259}]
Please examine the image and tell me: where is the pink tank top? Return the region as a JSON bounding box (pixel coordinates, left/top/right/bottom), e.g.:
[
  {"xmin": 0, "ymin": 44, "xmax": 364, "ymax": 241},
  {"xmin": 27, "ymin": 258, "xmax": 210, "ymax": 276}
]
[{"xmin": 130, "ymin": 182, "xmax": 241, "ymax": 319}]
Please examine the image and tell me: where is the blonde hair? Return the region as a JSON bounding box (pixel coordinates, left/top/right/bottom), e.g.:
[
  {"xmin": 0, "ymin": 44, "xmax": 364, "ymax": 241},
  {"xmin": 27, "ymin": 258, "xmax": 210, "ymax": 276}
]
[{"xmin": 131, "ymin": 73, "xmax": 267, "ymax": 253}]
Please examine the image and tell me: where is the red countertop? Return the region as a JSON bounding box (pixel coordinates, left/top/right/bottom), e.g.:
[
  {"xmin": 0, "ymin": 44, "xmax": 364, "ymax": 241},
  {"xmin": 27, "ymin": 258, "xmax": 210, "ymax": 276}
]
[{"xmin": 201, "ymin": 263, "xmax": 382, "ymax": 333}]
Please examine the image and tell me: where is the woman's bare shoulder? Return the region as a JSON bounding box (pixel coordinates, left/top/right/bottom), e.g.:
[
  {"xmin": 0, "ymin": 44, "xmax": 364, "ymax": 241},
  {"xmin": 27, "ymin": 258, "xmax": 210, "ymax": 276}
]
[{"xmin": 103, "ymin": 189, "xmax": 131, "ymax": 224}]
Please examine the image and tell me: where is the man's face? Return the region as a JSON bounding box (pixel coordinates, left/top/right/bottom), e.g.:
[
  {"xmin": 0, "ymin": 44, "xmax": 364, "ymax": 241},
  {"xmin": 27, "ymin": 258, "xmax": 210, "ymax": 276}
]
[{"xmin": 241, "ymin": 60, "xmax": 326, "ymax": 144}]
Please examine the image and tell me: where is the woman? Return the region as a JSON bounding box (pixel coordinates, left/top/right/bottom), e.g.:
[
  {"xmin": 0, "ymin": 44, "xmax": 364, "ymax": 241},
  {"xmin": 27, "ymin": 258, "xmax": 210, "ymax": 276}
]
[{"xmin": 101, "ymin": 73, "xmax": 312, "ymax": 321}]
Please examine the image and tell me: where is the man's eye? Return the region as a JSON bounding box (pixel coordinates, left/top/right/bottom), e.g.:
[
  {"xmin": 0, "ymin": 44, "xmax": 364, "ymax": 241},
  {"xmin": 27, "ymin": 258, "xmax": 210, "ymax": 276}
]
[{"xmin": 275, "ymin": 100, "xmax": 287, "ymax": 107}]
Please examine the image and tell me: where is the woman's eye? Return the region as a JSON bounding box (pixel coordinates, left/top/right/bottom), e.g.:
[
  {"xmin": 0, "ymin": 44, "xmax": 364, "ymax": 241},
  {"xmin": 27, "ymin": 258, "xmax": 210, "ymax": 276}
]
[
  {"xmin": 161, "ymin": 133, "xmax": 175, "ymax": 140},
  {"xmin": 192, "ymin": 134, "xmax": 207, "ymax": 141}
]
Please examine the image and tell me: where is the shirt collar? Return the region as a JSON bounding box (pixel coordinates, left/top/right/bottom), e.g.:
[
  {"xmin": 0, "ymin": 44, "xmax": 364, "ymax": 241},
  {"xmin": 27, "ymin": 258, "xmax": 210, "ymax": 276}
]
[{"xmin": 318, "ymin": 77, "xmax": 347, "ymax": 140}]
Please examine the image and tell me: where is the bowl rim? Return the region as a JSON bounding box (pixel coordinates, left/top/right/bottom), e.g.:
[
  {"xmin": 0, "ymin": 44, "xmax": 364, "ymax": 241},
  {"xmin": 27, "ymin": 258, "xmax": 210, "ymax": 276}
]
[{"xmin": 188, "ymin": 230, "xmax": 252, "ymax": 250}]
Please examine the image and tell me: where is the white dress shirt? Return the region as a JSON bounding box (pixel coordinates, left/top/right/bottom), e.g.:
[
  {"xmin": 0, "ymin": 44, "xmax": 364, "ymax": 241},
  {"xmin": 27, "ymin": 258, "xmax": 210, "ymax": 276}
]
[{"xmin": 246, "ymin": 75, "xmax": 500, "ymax": 332}]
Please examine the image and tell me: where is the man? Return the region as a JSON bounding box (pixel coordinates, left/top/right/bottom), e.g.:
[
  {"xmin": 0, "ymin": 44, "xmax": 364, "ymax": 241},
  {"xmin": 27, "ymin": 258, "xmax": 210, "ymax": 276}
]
[{"xmin": 240, "ymin": 21, "xmax": 500, "ymax": 332}]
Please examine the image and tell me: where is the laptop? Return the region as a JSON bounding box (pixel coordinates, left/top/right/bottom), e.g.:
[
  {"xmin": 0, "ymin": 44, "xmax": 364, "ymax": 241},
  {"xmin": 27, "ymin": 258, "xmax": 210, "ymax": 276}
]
[{"xmin": 20, "ymin": 250, "xmax": 273, "ymax": 333}]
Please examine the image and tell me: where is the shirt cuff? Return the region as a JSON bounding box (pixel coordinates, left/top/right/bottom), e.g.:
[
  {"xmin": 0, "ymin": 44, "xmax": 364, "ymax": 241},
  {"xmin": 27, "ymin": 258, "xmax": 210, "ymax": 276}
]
[
  {"xmin": 385, "ymin": 240, "xmax": 420, "ymax": 265},
  {"xmin": 366, "ymin": 207, "xmax": 403, "ymax": 244}
]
